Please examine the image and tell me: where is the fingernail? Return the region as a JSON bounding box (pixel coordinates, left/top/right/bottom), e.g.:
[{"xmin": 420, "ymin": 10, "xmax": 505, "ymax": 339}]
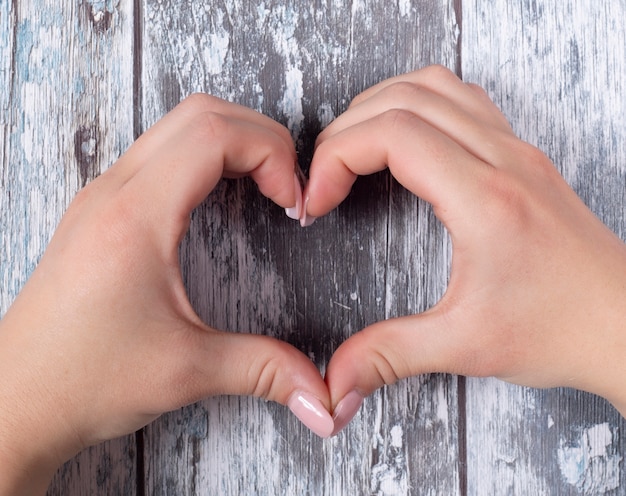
[
  {"xmin": 331, "ymin": 390, "xmax": 364, "ymax": 436},
  {"xmin": 287, "ymin": 391, "xmax": 334, "ymax": 438},
  {"xmin": 285, "ymin": 173, "xmax": 303, "ymax": 220},
  {"xmin": 299, "ymin": 196, "xmax": 317, "ymax": 227}
]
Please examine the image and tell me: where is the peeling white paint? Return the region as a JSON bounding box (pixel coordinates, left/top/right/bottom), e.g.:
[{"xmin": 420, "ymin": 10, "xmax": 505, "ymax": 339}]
[
  {"xmin": 85, "ymin": 0, "xmax": 118, "ymax": 12},
  {"xmin": 351, "ymin": 0, "xmax": 366, "ymax": 16},
  {"xmin": 317, "ymin": 102, "xmax": 335, "ymax": 128},
  {"xmin": 371, "ymin": 462, "xmax": 409, "ymax": 495},
  {"xmin": 86, "ymin": 0, "xmax": 119, "ymax": 20},
  {"xmin": 371, "ymin": 423, "xmax": 409, "ymax": 495},
  {"xmin": 267, "ymin": 5, "xmax": 305, "ymax": 141},
  {"xmin": 557, "ymin": 423, "xmax": 622, "ymax": 493},
  {"xmin": 390, "ymin": 425, "xmax": 403, "ymax": 448},
  {"xmin": 280, "ymin": 66, "xmax": 304, "ymax": 140},
  {"xmin": 466, "ymin": 380, "xmax": 545, "ymax": 493},
  {"xmin": 202, "ymin": 11, "xmax": 230, "ymax": 75},
  {"xmin": 435, "ymin": 379, "xmax": 449, "ymax": 425},
  {"xmin": 398, "ymin": 0, "xmax": 412, "ymax": 17}
]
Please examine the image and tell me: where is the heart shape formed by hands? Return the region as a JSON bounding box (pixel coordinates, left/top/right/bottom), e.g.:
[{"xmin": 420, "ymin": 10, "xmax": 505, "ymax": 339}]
[{"xmin": 3, "ymin": 66, "xmax": 624, "ymax": 478}]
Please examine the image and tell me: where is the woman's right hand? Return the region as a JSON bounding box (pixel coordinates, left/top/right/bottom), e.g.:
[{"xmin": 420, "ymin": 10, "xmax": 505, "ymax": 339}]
[{"xmin": 303, "ymin": 65, "xmax": 626, "ymax": 434}]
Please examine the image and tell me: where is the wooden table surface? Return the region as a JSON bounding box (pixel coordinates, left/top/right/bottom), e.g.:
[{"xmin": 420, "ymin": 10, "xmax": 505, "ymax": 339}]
[{"xmin": 2, "ymin": 1, "xmax": 625, "ymax": 494}]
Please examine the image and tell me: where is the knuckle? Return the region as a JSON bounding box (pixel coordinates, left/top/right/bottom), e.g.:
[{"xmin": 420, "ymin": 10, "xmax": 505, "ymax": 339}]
[
  {"xmin": 314, "ymin": 134, "xmax": 342, "ymax": 163},
  {"xmin": 369, "ymin": 349, "xmax": 402, "ymax": 387},
  {"xmin": 247, "ymin": 340, "xmax": 296, "ymax": 401},
  {"xmin": 421, "ymin": 64, "xmax": 457, "ymax": 83},
  {"xmin": 466, "ymin": 82, "xmax": 488, "ymax": 96},
  {"xmin": 180, "ymin": 92, "xmax": 220, "ymax": 113},
  {"xmin": 349, "ymin": 94, "xmax": 365, "ymax": 109},
  {"xmin": 249, "ymin": 357, "xmax": 281, "ymax": 400},
  {"xmin": 385, "ymin": 81, "xmax": 423, "ymax": 100},
  {"xmin": 520, "ymin": 142, "xmax": 556, "ymax": 175},
  {"xmin": 70, "ymin": 181, "xmax": 98, "ymax": 209},
  {"xmin": 174, "ymin": 95, "xmax": 232, "ymax": 145},
  {"xmin": 378, "ymin": 108, "xmax": 415, "ymax": 127},
  {"xmin": 383, "ymin": 81, "xmax": 424, "ymax": 103},
  {"xmin": 188, "ymin": 111, "xmax": 230, "ymax": 143},
  {"xmin": 356, "ymin": 327, "xmax": 404, "ymax": 386},
  {"xmin": 377, "ymin": 108, "xmax": 422, "ymax": 137}
]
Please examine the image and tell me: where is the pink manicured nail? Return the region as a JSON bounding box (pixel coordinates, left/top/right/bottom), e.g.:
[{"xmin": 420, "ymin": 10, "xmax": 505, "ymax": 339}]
[
  {"xmin": 331, "ymin": 390, "xmax": 364, "ymax": 436},
  {"xmin": 287, "ymin": 391, "xmax": 334, "ymax": 438},
  {"xmin": 299, "ymin": 196, "xmax": 317, "ymax": 227},
  {"xmin": 285, "ymin": 173, "xmax": 303, "ymax": 220}
]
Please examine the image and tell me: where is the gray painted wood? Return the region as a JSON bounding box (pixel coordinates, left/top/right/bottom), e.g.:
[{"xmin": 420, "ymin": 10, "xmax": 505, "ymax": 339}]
[
  {"xmin": 1, "ymin": 0, "xmax": 625, "ymax": 494},
  {"xmin": 141, "ymin": 1, "xmax": 461, "ymax": 494},
  {"xmin": 0, "ymin": 1, "xmax": 137, "ymax": 494},
  {"xmin": 463, "ymin": 1, "xmax": 626, "ymax": 494}
]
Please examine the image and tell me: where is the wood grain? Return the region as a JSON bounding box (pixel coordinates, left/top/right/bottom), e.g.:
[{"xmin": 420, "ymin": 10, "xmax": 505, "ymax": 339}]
[
  {"xmin": 462, "ymin": 1, "xmax": 626, "ymax": 494},
  {"xmin": 0, "ymin": 2, "xmax": 15, "ymax": 310},
  {"xmin": 141, "ymin": 1, "xmax": 461, "ymax": 494},
  {"xmin": 2, "ymin": 0, "xmax": 626, "ymax": 493},
  {"xmin": 0, "ymin": 1, "xmax": 137, "ymax": 493}
]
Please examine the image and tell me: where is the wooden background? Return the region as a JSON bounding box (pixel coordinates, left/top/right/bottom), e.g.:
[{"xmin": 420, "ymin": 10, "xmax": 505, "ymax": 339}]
[{"xmin": 1, "ymin": 0, "xmax": 625, "ymax": 494}]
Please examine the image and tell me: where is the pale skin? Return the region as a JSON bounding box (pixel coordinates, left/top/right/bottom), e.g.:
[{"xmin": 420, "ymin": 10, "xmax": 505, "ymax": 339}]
[
  {"xmin": 1, "ymin": 65, "xmax": 625, "ymax": 493},
  {"xmin": 0, "ymin": 95, "xmax": 333, "ymax": 495},
  {"xmin": 304, "ymin": 65, "xmax": 626, "ymax": 432}
]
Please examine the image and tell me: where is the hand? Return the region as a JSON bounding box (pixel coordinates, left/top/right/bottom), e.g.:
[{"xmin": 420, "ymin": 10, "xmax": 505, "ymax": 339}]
[
  {"xmin": 0, "ymin": 95, "xmax": 333, "ymax": 495},
  {"xmin": 303, "ymin": 65, "xmax": 626, "ymax": 434}
]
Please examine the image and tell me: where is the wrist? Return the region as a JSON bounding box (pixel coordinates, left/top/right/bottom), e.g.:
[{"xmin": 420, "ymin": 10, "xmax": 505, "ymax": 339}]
[
  {"xmin": 0, "ymin": 386, "xmax": 62, "ymax": 496},
  {"xmin": 583, "ymin": 235, "xmax": 626, "ymax": 416},
  {"xmin": 0, "ymin": 318, "xmax": 81, "ymax": 495}
]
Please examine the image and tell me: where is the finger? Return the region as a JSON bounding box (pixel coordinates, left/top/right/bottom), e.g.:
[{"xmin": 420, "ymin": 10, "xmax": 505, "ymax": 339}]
[
  {"xmin": 107, "ymin": 94, "xmax": 296, "ymax": 184},
  {"xmin": 348, "ymin": 65, "xmax": 511, "ymax": 132},
  {"xmin": 125, "ymin": 110, "xmax": 299, "ymax": 235},
  {"xmin": 164, "ymin": 329, "xmax": 334, "ymax": 438},
  {"xmin": 305, "ymin": 108, "xmax": 491, "ymax": 219},
  {"xmin": 315, "ymin": 81, "xmax": 515, "ymax": 169},
  {"xmin": 325, "ymin": 312, "xmax": 469, "ymax": 435}
]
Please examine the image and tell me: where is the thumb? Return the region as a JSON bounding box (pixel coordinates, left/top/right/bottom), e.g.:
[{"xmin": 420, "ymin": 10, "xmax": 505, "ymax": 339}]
[
  {"xmin": 173, "ymin": 328, "xmax": 334, "ymax": 438},
  {"xmin": 325, "ymin": 311, "xmax": 466, "ymax": 435}
]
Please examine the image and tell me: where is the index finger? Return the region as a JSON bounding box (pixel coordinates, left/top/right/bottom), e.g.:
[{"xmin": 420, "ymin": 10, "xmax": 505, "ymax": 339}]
[
  {"xmin": 109, "ymin": 102, "xmax": 301, "ymax": 247},
  {"xmin": 349, "ymin": 65, "xmax": 512, "ymax": 132},
  {"xmin": 108, "ymin": 94, "xmax": 297, "ymax": 185},
  {"xmin": 120, "ymin": 108, "xmax": 299, "ymax": 242},
  {"xmin": 305, "ymin": 109, "xmax": 490, "ymax": 223}
]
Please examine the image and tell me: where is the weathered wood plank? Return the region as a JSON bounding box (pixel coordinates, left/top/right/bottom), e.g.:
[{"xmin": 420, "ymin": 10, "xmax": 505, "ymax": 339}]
[
  {"xmin": 8, "ymin": 0, "xmax": 625, "ymax": 493},
  {"xmin": 141, "ymin": 1, "xmax": 461, "ymax": 494},
  {"xmin": 0, "ymin": 0, "xmax": 137, "ymax": 493},
  {"xmin": 1, "ymin": 0, "xmax": 19, "ymax": 314},
  {"xmin": 462, "ymin": 1, "xmax": 626, "ymax": 493},
  {"xmin": 0, "ymin": 2, "xmax": 14, "ymax": 208}
]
